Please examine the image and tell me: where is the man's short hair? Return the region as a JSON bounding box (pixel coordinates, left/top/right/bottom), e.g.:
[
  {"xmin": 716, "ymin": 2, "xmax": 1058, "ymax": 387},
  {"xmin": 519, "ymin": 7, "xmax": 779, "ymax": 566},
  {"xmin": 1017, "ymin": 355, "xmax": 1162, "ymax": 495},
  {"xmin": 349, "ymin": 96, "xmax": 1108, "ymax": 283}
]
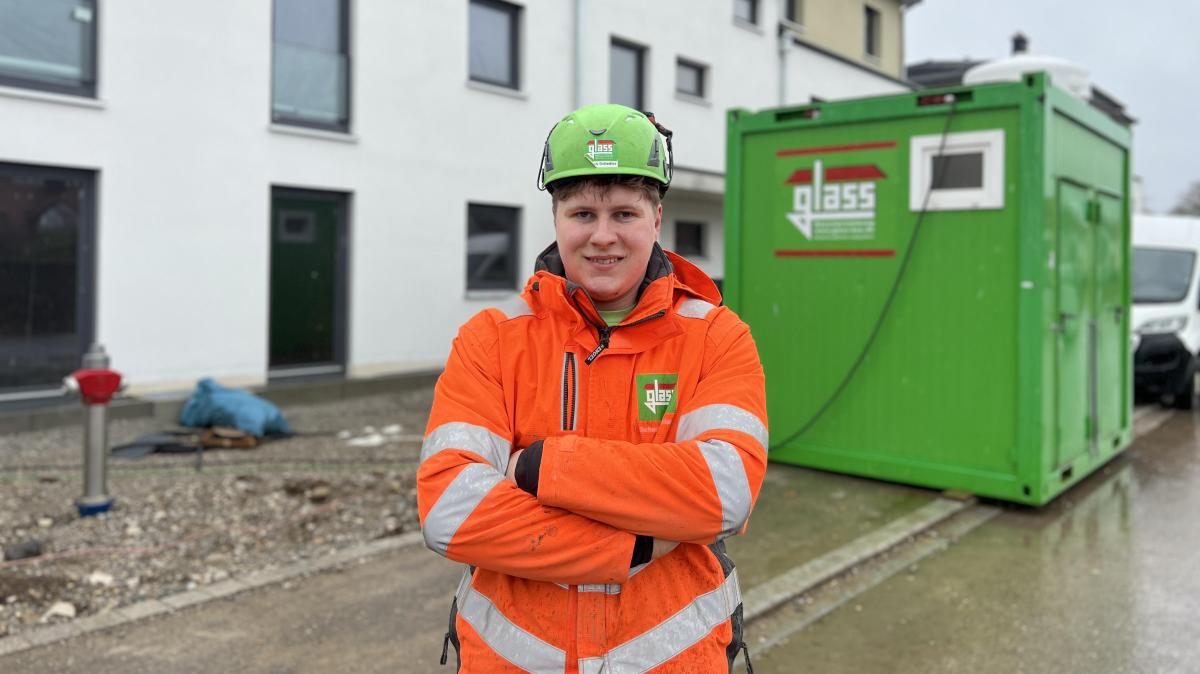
[{"xmin": 548, "ymin": 175, "xmax": 663, "ymax": 213}]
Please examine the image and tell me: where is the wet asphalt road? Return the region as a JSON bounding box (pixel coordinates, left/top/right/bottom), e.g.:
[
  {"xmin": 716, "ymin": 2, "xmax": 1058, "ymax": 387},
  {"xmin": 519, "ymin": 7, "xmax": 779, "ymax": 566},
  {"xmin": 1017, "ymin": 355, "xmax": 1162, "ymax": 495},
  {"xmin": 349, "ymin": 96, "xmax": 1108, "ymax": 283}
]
[
  {"xmin": 3, "ymin": 410, "xmax": 1194, "ymax": 672},
  {"xmin": 754, "ymin": 411, "xmax": 1200, "ymax": 674}
]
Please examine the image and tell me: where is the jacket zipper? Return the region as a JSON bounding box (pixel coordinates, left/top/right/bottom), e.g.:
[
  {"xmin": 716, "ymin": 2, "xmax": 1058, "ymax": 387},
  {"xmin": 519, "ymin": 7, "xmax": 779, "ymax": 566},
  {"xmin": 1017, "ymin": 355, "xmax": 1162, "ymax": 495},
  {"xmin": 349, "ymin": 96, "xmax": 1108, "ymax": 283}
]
[
  {"xmin": 583, "ymin": 310, "xmax": 667, "ymax": 365},
  {"xmin": 561, "ymin": 352, "xmax": 577, "ymax": 431}
]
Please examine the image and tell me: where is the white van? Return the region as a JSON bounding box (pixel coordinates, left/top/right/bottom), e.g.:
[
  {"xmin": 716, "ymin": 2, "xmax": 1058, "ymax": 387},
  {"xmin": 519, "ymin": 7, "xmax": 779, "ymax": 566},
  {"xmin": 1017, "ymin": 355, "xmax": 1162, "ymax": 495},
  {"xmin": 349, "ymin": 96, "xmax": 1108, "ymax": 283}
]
[{"xmin": 1132, "ymin": 214, "xmax": 1200, "ymax": 408}]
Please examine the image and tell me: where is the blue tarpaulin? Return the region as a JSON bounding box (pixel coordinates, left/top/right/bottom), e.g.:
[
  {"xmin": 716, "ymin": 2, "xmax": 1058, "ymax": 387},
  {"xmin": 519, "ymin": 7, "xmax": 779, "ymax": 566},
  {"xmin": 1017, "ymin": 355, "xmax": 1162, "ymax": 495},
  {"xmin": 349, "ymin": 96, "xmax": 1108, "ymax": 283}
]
[{"xmin": 179, "ymin": 378, "xmax": 291, "ymax": 437}]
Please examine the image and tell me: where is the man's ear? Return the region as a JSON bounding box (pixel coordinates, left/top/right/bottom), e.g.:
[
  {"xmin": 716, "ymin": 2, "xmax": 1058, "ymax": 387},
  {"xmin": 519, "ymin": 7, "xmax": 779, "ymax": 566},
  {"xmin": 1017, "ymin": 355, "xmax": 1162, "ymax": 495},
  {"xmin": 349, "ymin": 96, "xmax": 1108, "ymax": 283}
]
[{"xmin": 654, "ymin": 204, "xmax": 663, "ymax": 235}]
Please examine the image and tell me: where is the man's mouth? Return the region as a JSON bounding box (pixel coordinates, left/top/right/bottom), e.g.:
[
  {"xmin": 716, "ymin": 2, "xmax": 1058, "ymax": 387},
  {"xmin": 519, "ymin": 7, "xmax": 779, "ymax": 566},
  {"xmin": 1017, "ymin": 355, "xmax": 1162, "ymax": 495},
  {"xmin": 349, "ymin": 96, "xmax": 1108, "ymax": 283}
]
[{"xmin": 586, "ymin": 255, "xmax": 623, "ymax": 266}]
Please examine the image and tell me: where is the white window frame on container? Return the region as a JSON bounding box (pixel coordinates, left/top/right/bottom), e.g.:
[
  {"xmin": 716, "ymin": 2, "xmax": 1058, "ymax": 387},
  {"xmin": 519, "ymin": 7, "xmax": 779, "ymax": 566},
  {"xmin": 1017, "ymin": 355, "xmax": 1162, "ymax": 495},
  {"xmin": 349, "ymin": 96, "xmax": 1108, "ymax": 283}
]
[
  {"xmin": 675, "ymin": 58, "xmax": 707, "ymax": 100},
  {"xmin": 468, "ymin": 0, "xmax": 522, "ymax": 91},
  {"xmin": 909, "ymin": 129, "xmax": 1006, "ymax": 211},
  {"xmin": 0, "ymin": 0, "xmax": 98, "ymax": 97}
]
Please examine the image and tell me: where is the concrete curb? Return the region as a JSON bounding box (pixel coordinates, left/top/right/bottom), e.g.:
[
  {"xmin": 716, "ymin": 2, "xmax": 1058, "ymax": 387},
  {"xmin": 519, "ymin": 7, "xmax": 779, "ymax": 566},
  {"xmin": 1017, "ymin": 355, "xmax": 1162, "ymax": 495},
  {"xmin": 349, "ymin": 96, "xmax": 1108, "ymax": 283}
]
[
  {"xmin": 743, "ymin": 496, "xmax": 973, "ymax": 622},
  {"xmin": 0, "ymin": 531, "xmax": 424, "ymax": 657}
]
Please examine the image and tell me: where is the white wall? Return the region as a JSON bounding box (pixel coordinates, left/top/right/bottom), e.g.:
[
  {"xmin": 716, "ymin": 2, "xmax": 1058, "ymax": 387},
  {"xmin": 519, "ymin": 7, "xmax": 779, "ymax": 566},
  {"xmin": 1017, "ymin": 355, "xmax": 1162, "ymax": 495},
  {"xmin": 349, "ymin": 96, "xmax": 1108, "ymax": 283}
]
[{"xmin": 0, "ymin": 0, "xmax": 910, "ymax": 394}]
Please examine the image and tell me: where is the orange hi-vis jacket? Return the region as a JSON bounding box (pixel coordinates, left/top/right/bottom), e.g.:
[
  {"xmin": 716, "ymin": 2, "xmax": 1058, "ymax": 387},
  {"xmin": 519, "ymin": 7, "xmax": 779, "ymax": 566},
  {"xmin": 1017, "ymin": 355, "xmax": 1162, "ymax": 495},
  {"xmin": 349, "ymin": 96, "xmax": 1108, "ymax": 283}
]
[{"xmin": 418, "ymin": 244, "xmax": 768, "ymax": 673}]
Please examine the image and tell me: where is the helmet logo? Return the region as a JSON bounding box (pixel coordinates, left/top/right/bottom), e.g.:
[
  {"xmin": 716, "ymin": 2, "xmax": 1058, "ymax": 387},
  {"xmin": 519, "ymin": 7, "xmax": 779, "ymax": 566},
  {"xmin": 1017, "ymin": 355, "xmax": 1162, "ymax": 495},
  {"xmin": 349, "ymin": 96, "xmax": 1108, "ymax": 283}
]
[{"xmin": 585, "ymin": 139, "xmax": 618, "ymax": 168}]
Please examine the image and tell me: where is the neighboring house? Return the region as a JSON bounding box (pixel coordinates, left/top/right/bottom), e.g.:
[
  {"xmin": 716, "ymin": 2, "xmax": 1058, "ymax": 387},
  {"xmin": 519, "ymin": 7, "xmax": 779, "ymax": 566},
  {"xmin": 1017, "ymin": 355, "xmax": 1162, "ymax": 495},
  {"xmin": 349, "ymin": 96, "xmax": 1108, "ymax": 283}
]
[{"xmin": 0, "ymin": 0, "xmax": 916, "ymax": 399}]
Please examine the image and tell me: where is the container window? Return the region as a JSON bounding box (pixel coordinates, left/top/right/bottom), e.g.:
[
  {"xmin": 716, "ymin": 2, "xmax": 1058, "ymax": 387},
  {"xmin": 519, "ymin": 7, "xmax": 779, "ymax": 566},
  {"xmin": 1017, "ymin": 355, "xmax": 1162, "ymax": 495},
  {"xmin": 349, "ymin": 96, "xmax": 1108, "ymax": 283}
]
[
  {"xmin": 931, "ymin": 153, "xmax": 984, "ymax": 189},
  {"xmin": 909, "ymin": 129, "xmax": 1005, "ymax": 211}
]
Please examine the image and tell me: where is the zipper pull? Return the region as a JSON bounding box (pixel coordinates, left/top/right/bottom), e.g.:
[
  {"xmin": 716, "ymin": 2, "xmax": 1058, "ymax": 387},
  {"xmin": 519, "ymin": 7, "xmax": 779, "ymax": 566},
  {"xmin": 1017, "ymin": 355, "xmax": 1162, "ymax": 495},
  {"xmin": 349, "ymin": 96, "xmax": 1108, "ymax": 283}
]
[
  {"xmin": 440, "ymin": 631, "xmax": 451, "ymax": 665},
  {"xmin": 585, "ymin": 327, "xmax": 611, "ymax": 364}
]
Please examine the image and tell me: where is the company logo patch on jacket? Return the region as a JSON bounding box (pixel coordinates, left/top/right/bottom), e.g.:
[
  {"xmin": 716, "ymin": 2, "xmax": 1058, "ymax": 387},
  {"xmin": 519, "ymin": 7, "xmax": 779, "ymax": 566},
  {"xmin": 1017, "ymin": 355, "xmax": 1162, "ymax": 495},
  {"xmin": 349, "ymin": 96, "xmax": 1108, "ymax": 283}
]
[
  {"xmin": 586, "ymin": 139, "xmax": 618, "ymax": 167},
  {"xmin": 637, "ymin": 373, "xmax": 678, "ymax": 422}
]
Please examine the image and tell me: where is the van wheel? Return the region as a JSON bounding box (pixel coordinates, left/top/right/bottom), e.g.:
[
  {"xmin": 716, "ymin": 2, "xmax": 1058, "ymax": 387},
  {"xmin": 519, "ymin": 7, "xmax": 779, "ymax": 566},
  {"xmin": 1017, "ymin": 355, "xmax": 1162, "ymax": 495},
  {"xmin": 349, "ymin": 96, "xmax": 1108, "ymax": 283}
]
[{"xmin": 1170, "ymin": 366, "xmax": 1198, "ymax": 410}]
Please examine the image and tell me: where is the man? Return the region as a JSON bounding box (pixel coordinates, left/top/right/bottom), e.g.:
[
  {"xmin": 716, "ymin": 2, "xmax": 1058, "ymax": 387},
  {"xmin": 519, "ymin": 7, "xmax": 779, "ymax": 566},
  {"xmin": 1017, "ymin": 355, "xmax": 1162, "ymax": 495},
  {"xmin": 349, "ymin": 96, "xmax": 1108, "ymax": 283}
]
[{"xmin": 418, "ymin": 103, "xmax": 767, "ymax": 673}]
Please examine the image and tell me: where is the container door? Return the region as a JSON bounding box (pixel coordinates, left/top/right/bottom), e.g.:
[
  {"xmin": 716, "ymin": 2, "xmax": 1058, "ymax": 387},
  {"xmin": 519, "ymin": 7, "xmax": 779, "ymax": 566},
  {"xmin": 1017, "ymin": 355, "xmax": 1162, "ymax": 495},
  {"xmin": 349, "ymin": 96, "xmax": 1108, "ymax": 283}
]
[
  {"xmin": 1055, "ymin": 181, "xmax": 1095, "ymax": 467},
  {"xmin": 1093, "ymin": 191, "xmax": 1126, "ymax": 450},
  {"xmin": 269, "ymin": 188, "xmax": 347, "ymax": 377}
]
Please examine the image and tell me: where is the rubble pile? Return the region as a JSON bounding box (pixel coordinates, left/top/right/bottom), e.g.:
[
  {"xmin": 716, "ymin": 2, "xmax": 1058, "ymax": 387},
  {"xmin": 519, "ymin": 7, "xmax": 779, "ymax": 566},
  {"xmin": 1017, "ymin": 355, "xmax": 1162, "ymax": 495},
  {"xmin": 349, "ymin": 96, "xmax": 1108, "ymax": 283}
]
[{"xmin": 0, "ymin": 387, "xmax": 434, "ymax": 638}]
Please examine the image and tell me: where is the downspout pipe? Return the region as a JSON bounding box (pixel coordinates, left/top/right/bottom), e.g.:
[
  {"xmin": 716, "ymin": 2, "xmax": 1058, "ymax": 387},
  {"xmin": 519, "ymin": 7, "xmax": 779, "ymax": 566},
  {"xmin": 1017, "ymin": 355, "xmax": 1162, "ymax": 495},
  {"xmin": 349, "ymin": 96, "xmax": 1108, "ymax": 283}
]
[{"xmin": 574, "ymin": 0, "xmax": 583, "ymax": 108}]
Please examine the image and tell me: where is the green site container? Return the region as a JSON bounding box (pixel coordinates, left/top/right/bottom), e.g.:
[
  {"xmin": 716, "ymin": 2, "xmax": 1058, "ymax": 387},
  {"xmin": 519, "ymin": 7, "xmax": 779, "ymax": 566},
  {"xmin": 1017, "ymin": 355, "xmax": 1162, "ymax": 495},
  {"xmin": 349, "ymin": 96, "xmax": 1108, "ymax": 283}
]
[{"xmin": 724, "ymin": 73, "xmax": 1132, "ymax": 505}]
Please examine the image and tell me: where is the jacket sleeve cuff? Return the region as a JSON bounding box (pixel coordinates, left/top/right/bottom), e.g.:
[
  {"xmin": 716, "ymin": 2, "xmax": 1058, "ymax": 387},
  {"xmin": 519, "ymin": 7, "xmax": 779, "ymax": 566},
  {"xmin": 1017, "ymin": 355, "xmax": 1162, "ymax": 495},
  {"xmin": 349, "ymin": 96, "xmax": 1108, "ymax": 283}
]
[
  {"xmin": 535, "ymin": 435, "xmax": 577, "ymax": 506},
  {"xmin": 514, "ymin": 440, "xmax": 543, "ymax": 496},
  {"xmin": 630, "ymin": 535, "xmax": 654, "ymax": 568}
]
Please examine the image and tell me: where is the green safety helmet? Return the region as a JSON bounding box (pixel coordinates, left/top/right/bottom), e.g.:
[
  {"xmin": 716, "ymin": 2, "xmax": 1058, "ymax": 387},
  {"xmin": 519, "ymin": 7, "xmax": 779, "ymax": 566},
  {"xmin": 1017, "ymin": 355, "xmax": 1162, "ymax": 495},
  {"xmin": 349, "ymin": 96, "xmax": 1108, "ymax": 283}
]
[{"xmin": 538, "ymin": 103, "xmax": 674, "ymax": 195}]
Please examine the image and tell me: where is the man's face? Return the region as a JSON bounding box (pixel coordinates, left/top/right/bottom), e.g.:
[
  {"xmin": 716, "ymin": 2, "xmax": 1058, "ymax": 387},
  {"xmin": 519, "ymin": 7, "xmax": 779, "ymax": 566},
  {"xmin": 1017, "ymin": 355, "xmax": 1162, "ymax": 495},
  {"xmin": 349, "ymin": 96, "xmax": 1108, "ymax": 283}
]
[{"xmin": 553, "ymin": 184, "xmax": 662, "ymax": 311}]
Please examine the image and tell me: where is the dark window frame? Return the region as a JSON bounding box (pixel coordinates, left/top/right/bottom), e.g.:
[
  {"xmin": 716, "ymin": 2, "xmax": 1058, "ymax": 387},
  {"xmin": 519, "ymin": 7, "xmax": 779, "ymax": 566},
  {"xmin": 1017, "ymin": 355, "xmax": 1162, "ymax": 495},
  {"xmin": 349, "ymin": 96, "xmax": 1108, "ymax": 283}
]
[
  {"xmin": 785, "ymin": 0, "xmax": 804, "ymax": 25},
  {"xmin": 675, "ymin": 58, "xmax": 707, "ymax": 99},
  {"xmin": 609, "ymin": 37, "xmax": 646, "ymax": 111},
  {"xmin": 864, "ymin": 4, "xmax": 881, "ymax": 58},
  {"xmin": 0, "ymin": 1, "xmax": 99, "ymax": 98},
  {"xmin": 0, "ymin": 161, "xmax": 97, "ymax": 397},
  {"xmin": 270, "ymin": 0, "xmax": 353, "ymax": 133},
  {"xmin": 267, "ymin": 186, "xmax": 351, "ymax": 377},
  {"xmin": 466, "ymin": 202, "xmax": 522, "ymax": 292},
  {"xmin": 734, "ymin": 0, "xmax": 759, "ymax": 25},
  {"xmin": 468, "ymin": 0, "xmax": 522, "ymax": 90},
  {"xmin": 675, "ymin": 220, "xmax": 707, "ymax": 259}
]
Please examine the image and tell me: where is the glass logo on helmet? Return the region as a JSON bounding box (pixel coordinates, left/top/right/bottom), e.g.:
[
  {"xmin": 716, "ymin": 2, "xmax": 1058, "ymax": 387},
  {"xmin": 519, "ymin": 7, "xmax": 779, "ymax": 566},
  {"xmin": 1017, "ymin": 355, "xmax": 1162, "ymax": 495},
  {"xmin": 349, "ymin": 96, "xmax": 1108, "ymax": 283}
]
[{"xmin": 585, "ymin": 139, "xmax": 618, "ymax": 168}]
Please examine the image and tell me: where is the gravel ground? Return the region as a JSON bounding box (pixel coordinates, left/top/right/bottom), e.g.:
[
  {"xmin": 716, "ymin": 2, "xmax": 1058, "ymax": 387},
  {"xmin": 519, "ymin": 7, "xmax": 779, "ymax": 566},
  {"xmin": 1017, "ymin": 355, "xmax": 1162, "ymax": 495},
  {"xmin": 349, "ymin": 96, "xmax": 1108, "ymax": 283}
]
[{"xmin": 0, "ymin": 385, "xmax": 435, "ymax": 638}]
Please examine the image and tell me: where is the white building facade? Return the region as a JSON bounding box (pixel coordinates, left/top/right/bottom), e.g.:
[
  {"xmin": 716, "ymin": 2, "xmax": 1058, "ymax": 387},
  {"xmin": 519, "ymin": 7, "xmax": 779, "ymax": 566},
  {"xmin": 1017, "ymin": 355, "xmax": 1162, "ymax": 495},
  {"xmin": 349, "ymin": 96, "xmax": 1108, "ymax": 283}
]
[{"xmin": 0, "ymin": 0, "xmax": 913, "ymax": 399}]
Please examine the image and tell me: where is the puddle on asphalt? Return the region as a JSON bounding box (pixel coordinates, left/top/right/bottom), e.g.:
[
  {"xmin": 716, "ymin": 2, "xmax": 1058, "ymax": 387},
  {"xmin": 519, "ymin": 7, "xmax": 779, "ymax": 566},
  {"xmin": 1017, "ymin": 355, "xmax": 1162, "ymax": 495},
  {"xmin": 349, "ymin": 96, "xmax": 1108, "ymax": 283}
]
[{"xmin": 750, "ymin": 413, "xmax": 1200, "ymax": 673}]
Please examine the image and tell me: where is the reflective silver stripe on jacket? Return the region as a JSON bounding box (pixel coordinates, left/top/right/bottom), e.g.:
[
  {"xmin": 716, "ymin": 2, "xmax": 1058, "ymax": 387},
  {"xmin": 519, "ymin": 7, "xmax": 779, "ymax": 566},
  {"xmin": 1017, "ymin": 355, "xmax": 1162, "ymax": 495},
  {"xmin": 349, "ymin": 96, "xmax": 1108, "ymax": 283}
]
[
  {"xmin": 421, "ymin": 422, "xmax": 511, "ymax": 470},
  {"xmin": 676, "ymin": 298, "xmax": 716, "ymax": 319},
  {"xmin": 422, "ymin": 464, "xmax": 503, "ymax": 556},
  {"xmin": 677, "ymin": 403, "xmax": 768, "ymax": 448},
  {"xmin": 677, "ymin": 404, "xmax": 765, "ymax": 539},
  {"xmin": 697, "ymin": 439, "xmax": 753, "ymax": 538},
  {"xmin": 579, "ymin": 583, "xmax": 622, "ymax": 595},
  {"xmin": 456, "ymin": 572, "xmax": 567, "ymax": 673},
  {"xmin": 577, "ymin": 569, "xmax": 741, "ymax": 674}
]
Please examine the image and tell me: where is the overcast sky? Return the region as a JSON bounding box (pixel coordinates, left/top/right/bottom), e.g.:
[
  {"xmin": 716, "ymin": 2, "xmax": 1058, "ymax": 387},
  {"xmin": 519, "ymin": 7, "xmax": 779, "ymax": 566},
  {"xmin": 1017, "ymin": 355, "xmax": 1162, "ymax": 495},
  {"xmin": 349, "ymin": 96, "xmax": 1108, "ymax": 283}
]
[{"xmin": 905, "ymin": 0, "xmax": 1200, "ymax": 213}]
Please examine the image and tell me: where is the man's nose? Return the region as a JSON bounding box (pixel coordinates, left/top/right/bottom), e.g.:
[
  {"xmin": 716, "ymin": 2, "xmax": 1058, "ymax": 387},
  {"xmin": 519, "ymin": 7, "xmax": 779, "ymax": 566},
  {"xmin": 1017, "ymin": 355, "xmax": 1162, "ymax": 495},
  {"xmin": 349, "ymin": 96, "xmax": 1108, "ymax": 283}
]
[{"xmin": 589, "ymin": 216, "xmax": 619, "ymax": 245}]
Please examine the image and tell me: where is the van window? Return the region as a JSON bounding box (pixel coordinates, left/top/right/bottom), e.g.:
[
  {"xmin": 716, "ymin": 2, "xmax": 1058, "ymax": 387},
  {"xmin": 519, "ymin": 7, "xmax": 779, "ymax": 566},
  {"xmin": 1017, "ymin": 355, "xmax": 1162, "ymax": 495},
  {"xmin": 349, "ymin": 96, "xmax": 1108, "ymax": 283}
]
[{"xmin": 1133, "ymin": 247, "xmax": 1196, "ymax": 303}]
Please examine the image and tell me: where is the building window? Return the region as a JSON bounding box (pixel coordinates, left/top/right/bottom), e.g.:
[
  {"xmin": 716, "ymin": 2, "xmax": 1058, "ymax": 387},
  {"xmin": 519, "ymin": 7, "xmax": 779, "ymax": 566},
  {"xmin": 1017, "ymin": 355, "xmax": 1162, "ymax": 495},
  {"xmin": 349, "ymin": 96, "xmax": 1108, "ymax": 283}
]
[
  {"xmin": 734, "ymin": 0, "xmax": 758, "ymax": 24},
  {"xmin": 469, "ymin": 0, "xmax": 521, "ymax": 89},
  {"xmin": 676, "ymin": 59, "xmax": 706, "ymax": 99},
  {"xmin": 467, "ymin": 204, "xmax": 520, "ymax": 291},
  {"xmin": 0, "ymin": 162, "xmax": 96, "ymax": 395},
  {"xmin": 0, "ymin": 0, "xmax": 97, "ymax": 97},
  {"xmin": 272, "ymin": 0, "xmax": 351, "ymax": 131},
  {"xmin": 864, "ymin": 5, "xmax": 881, "ymax": 58},
  {"xmin": 785, "ymin": 0, "xmax": 804, "ymax": 25},
  {"xmin": 675, "ymin": 221, "xmax": 706, "ymax": 258},
  {"xmin": 610, "ymin": 39, "xmax": 645, "ymax": 110}
]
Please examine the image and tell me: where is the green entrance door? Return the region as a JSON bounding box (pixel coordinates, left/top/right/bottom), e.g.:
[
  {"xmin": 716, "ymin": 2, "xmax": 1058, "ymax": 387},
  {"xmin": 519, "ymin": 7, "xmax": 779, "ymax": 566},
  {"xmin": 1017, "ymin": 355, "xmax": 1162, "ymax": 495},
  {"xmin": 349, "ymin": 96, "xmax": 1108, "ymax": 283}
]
[
  {"xmin": 1055, "ymin": 181, "xmax": 1095, "ymax": 468},
  {"xmin": 269, "ymin": 188, "xmax": 347, "ymax": 376}
]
